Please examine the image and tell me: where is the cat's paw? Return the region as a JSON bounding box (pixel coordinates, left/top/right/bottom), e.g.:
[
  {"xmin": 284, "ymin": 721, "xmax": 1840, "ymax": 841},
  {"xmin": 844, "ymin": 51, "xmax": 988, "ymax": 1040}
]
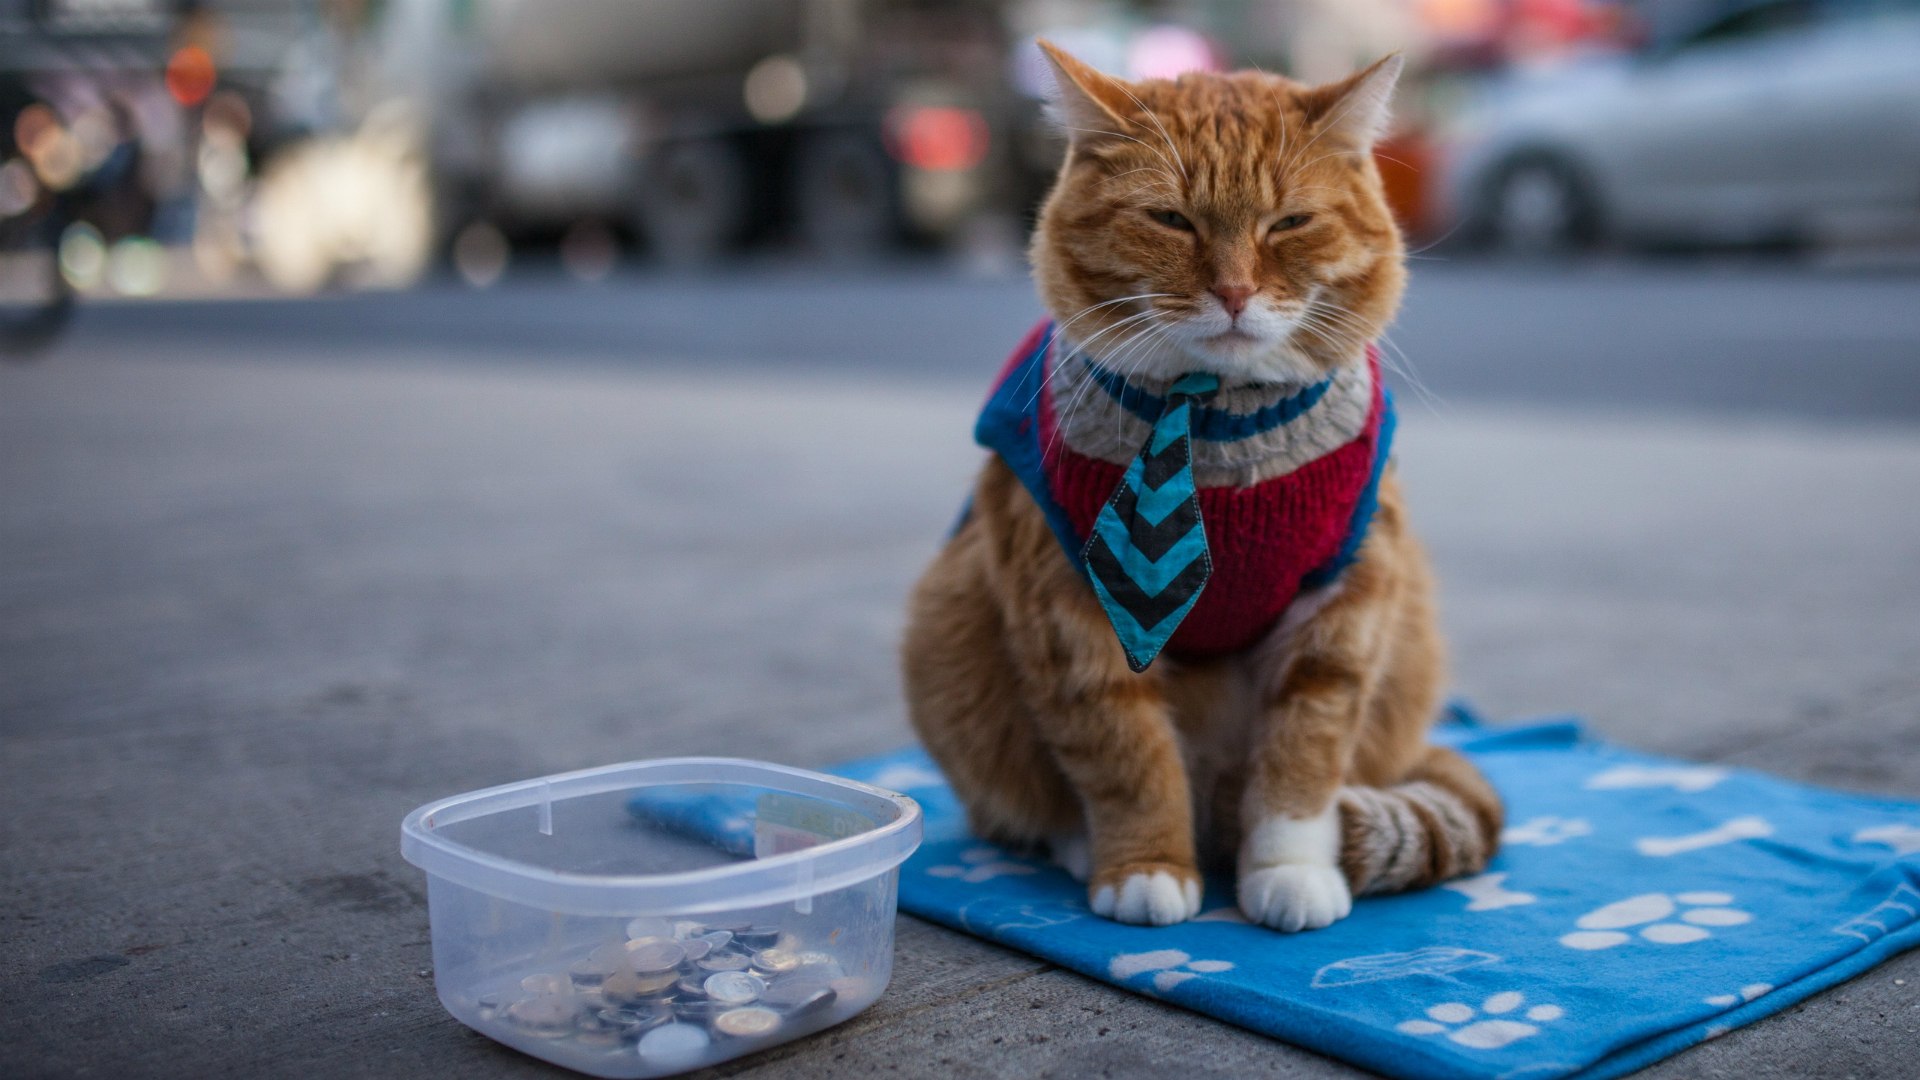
[
  {"xmin": 1238, "ymin": 863, "xmax": 1353, "ymax": 932},
  {"xmin": 1089, "ymin": 864, "xmax": 1203, "ymax": 926},
  {"xmin": 1049, "ymin": 831, "xmax": 1092, "ymax": 882}
]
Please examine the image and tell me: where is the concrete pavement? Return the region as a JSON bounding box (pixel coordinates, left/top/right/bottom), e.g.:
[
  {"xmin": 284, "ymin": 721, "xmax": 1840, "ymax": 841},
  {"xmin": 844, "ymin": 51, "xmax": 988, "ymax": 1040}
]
[{"xmin": 3, "ymin": 317, "xmax": 1918, "ymax": 1077}]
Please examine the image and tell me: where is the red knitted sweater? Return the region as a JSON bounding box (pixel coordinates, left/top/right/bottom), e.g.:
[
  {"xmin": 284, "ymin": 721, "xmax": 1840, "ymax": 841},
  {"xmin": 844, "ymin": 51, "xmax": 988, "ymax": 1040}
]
[{"xmin": 975, "ymin": 320, "xmax": 1393, "ymax": 659}]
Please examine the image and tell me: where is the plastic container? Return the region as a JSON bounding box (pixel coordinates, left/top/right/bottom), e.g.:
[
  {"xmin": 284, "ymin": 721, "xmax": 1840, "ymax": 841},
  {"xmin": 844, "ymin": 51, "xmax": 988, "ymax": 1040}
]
[{"xmin": 400, "ymin": 758, "xmax": 922, "ymax": 1077}]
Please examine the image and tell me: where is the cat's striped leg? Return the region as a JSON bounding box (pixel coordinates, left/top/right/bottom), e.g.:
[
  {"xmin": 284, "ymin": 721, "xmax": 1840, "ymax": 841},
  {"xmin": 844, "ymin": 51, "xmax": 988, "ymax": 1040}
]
[
  {"xmin": 1236, "ymin": 565, "xmax": 1393, "ymax": 931},
  {"xmin": 1006, "ymin": 566, "xmax": 1203, "ymax": 927}
]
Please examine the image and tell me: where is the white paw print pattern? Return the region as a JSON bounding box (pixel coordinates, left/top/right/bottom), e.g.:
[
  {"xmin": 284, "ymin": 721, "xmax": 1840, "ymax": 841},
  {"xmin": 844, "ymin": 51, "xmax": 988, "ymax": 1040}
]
[
  {"xmin": 1559, "ymin": 891, "xmax": 1752, "ymax": 950},
  {"xmin": 1396, "ymin": 991, "xmax": 1565, "ymax": 1050},
  {"xmin": 1705, "ymin": 982, "xmax": 1772, "ymax": 1008},
  {"xmin": 1109, "ymin": 948, "xmax": 1235, "ymax": 993},
  {"xmin": 924, "ymin": 845, "xmax": 1037, "ymax": 883},
  {"xmin": 1502, "ymin": 816, "xmax": 1593, "ymax": 847}
]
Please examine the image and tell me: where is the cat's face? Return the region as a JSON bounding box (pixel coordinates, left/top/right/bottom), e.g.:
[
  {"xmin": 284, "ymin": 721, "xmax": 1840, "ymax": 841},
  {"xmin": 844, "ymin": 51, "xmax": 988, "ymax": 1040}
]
[{"xmin": 1031, "ymin": 46, "xmax": 1407, "ymax": 386}]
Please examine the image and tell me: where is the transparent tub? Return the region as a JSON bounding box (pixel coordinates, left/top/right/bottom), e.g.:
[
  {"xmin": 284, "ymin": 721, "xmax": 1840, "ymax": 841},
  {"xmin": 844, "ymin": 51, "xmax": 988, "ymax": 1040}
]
[{"xmin": 400, "ymin": 758, "xmax": 922, "ymax": 1077}]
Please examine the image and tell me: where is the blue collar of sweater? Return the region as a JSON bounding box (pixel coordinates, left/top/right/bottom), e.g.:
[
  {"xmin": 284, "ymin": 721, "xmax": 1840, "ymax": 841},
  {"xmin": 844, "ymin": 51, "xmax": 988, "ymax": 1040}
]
[{"xmin": 1074, "ymin": 353, "xmax": 1336, "ymax": 443}]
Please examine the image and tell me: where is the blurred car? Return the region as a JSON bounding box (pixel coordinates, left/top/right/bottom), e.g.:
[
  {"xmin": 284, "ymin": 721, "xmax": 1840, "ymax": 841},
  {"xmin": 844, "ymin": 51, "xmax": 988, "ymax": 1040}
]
[{"xmin": 1443, "ymin": 0, "xmax": 1920, "ymax": 252}]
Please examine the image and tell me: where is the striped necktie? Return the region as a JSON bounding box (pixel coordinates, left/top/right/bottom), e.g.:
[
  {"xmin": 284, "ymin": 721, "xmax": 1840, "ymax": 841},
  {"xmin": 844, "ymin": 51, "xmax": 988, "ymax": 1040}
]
[{"xmin": 1081, "ymin": 372, "xmax": 1219, "ymax": 672}]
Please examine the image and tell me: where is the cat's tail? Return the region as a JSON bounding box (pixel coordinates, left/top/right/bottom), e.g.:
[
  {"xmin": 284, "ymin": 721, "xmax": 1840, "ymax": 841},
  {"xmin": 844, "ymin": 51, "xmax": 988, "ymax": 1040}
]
[{"xmin": 1337, "ymin": 745, "xmax": 1504, "ymax": 896}]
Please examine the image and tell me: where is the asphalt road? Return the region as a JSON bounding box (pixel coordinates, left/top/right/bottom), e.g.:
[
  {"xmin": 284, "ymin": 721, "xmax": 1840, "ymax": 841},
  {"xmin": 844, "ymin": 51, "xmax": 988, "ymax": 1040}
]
[
  {"xmin": 4, "ymin": 260, "xmax": 1918, "ymax": 1079},
  {"xmin": 52, "ymin": 257, "xmax": 1920, "ymax": 423}
]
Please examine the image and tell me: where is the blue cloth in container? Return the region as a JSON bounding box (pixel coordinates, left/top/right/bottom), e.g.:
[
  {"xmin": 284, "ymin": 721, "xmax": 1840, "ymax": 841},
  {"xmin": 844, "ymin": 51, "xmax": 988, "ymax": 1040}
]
[{"xmin": 630, "ymin": 708, "xmax": 1920, "ymax": 1080}]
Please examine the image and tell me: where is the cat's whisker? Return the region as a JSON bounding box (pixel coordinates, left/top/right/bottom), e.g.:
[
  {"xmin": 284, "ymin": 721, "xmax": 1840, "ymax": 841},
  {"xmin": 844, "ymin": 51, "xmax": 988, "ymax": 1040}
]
[
  {"xmin": 1045, "ymin": 315, "xmax": 1170, "ymax": 460},
  {"xmin": 1107, "ymin": 83, "xmax": 1189, "ymax": 184},
  {"xmin": 1111, "ymin": 322, "xmax": 1178, "ymax": 444},
  {"xmin": 1096, "ymin": 167, "xmax": 1177, "ymax": 190},
  {"xmin": 1031, "ymin": 308, "xmax": 1169, "ymax": 414},
  {"xmin": 1060, "ymin": 126, "xmax": 1184, "ymax": 181},
  {"xmin": 1306, "ymin": 299, "xmax": 1447, "ymax": 413},
  {"xmin": 1026, "ymin": 294, "xmax": 1179, "ymax": 409}
]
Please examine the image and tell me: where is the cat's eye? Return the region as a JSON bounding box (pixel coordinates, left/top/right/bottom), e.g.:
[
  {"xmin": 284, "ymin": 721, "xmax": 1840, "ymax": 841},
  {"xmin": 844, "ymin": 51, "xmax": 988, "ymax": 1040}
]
[
  {"xmin": 1270, "ymin": 214, "xmax": 1313, "ymax": 234},
  {"xmin": 1148, "ymin": 209, "xmax": 1194, "ymax": 231}
]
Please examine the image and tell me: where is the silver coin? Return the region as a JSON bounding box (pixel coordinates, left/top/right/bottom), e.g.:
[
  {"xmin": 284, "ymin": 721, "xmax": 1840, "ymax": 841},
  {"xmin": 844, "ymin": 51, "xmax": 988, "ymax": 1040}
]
[
  {"xmin": 569, "ymin": 959, "xmax": 610, "ymax": 989},
  {"xmin": 761, "ymin": 977, "xmax": 837, "ymax": 1015},
  {"xmin": 678, "ymin": 937, "xmax": 714, "ymax": 962},
  {"xmin": 625, "ymin": 916, "xmax": 673, "ymax": 941},
  {"xmin": 597, "ymin": 1004, "xmax": 672, "ymax": 1036},
  {"xmin": 601, "ymin": 968, "xmax": 679, "ymax": 1005},
  {"xmin": 636, "ymin": 1022, "xmax": 711, "ymax": 1068},
  {"xmin": 751, "ymin": 948, "xmax": 801, "ymax": 975},
  {"xmin": 625, "ymin": 940, "xmax": 687, "ymax": 974},
  {"xmin": 671, "ymin": 920, "xmax": 707, "ymax": 940},
  {"xmin": 714, "ymin": 1006, "xmax": 782, "ymax": 1038},
  {"xmin": 734, "ymin": 925, "xmax": 782, "ymax": 949},
  {"xmin": 696, "ymin": 929, "xmax": 734, "ymax": 952},
  {"xmin": 702, "ymin": 970, "xmax": 766, "ymax": 1005},
  {"xmin": 696, "ymin": 952, "xmax": 752, "ymax": 974},
  {"xmin": 504, "ymin": 994, "xmax": 578, "ymax": 1037},
  {"xmin": 675, "ymin": 975, "xmax": 709, "ymax": 998},
  {"xmin": 519, "ymin": 973, "xmax": 569, "ymax": 995},
  {"xmin": 671, "ymin": 998, "xmax": 722, "ymax": 1024}
]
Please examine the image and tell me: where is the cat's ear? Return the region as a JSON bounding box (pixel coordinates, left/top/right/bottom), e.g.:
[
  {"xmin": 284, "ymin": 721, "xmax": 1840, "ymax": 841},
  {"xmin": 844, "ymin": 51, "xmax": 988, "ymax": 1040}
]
[
  {"xmin": 1299, "ymin": 53, "xmax": 1405, "ymax": 148},
  {"xmin": 1036, "ymin": 40, "xmax": 1138, "ymax": 145}
]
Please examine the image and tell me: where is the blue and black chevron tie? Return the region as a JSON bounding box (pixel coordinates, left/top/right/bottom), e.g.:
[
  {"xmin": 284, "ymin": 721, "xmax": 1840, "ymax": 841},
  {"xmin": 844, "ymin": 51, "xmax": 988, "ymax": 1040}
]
[{"xmin": 1082, "ymin": 371, "xmax": 1220, "ymax": 672}]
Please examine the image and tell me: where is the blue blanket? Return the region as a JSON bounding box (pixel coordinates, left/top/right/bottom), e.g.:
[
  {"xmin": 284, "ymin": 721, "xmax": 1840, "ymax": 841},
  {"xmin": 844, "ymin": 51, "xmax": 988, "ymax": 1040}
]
[{"xmin": 636, "ymin": 711, "xmax": 1920, "ymax": 1079}]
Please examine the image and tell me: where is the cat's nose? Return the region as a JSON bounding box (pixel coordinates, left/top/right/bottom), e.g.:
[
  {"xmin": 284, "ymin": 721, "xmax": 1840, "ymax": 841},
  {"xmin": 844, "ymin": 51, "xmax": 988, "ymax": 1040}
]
[{"xmin": 1211, "ymin": 285, "xmax": 1254, "ymax": 320}]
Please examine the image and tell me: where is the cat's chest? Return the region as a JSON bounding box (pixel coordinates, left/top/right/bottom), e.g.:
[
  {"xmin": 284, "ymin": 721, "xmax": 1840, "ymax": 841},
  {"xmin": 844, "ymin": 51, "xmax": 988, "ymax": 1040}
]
[{"xmin": 1164, "ymin": 581, "xmax": 1346, "ymax": 793}]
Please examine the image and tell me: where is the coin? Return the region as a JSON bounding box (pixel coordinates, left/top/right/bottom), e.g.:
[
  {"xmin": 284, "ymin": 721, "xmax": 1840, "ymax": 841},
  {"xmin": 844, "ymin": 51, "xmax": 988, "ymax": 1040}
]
[
  {"xmin": 671, "ymin": 920, "xmax": 707, "ymax": 940},
  {"xmin": 702, "ymin": 970, "xmax": 766, "ymax": 1005},
  {"xmin": 714, "ymin": 1006, "xmax": 782, "ymax": 1038},
  {"xmin": 734, "ymin": 925, "xmax": 783, "ymax": 949},
  {"xmin": 569, "ymin": 956, "xmax": 614, "ymax": 989},
  {"xmin": 697, "ymin": 929, "xmax": 734, "ymax": 952},
  {"xmin": 761, "ymin": 977, "xmax": 837, "ymax": 1015},
  {"xmin": 505, "ymin": 994, "xmax": 578, "ymax": 1037},
  {"xmin": 678, "ymin": 937, "xmax": 714, "ymax": 962},
  {"xmin": 601, "ymin": 968, "xmax": 678, "ymax": 1005},
  {"xmin": 519, "ymin": 973, "xmax": 569, "ymax": 995},
  {"xmin": 625, "ymin": 916, "xmax": 673, "ymax": 941},
  {"xmin": 625, "ymin": 940, "xmax": 687, "ymax": 974},
  {"xmin": 475, "ymin": 992, "xmax": 504, "ymax": 1020},
  {"xmin": 671, "ymin": 998, "xmax": 722, "ymax": 1023},
  {"xmin": 596, "ymin": 1004, "xmax": 672, "ymax": 1036},
  {"xmin": 675, "ymin": 975, "xmax": 709, "ymax": 999},
  {"xmin": 636, "ymin": 1022, "xmax": 711, "ymax": 1068},
  {"xmin": 696, "ymin": 952, "xmax": 752, "ymax": 974},
  {"xmin": 751, "ymin": 948, "xmax": 800, "ymax": 975}
]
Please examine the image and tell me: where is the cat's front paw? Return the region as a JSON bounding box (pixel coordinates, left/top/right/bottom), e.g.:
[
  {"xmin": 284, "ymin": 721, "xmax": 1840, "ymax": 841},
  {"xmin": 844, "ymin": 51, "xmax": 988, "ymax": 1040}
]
[
  {"xmin": 1238, "ymin": 864, "xmax": 1352, "ymax": 932},
  {"xmin": 1089, "ymin": 863, "xmax": 1202, "ymax": 926}
]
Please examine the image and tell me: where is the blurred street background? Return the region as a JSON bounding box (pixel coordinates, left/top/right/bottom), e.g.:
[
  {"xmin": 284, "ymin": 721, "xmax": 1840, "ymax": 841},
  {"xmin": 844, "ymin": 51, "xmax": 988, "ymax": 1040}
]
[{"xmin": 4, "ymin": 1, "xmax": 1919, "ymax": 1078}]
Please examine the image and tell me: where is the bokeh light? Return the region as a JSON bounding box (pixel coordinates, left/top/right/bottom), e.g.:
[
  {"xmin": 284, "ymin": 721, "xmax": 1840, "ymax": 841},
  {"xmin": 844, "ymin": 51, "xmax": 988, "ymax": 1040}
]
[
  {"xmin": 0, "ymin": 159, "xmax": 38, "ymax": 218},
  {"xmin": 1127, "ymin": 25, "xmax": 1219, "ymax": 80},
  {"xmin": 58, "ymin": 222, "xmax": 106, "ymax": 289},
  {"xmin": 166, "ymin": 45, "xmax": 217, "ymax": 107},
  {"xmin": 743, "ymin": 55, "xmax": 808, "ymax": 125},
  {"xmin": 452, "ymin": 221, "xmax": 509, "ymax": 288},
  {"xmin": 107, "ymin": 236, "xmax": 167, "ymax": 296},
  {"xmin": 885, "ymin": 106, "xmax": 990, "ymax": 173},
  {"xmin": 560, "ymin": 220, "xmax": 619, "ymax": 283}
]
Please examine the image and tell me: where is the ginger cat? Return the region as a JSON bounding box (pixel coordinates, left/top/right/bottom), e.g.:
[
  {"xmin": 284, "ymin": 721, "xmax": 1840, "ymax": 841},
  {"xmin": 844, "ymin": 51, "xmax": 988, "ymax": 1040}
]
[{"xmin": 900, "ymin": 44, "xmax": 1502, "ymax": 931}]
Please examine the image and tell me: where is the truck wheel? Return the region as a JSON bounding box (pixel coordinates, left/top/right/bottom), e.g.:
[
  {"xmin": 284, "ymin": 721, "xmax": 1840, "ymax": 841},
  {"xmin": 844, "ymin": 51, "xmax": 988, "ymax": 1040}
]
[
  {"xmin": 636, "ymin": 139, "xmax": 747, "ymax": 265},
  {"xmin": 794, "ymin": 131, "xmax": 899, "ymax": 260}
]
